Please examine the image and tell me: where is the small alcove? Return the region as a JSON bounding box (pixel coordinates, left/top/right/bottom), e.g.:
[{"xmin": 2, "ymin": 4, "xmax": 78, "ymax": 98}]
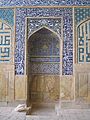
[{"xmin": 27, "ymin": 26, "xmax": 60, "ymax": 115}]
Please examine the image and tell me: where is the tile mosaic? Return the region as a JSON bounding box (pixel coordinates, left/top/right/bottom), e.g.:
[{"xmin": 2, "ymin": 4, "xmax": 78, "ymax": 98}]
[
  {"xmin": 27, "ymin": 26, "xmax": 60, "ymax": 74},
  {"xmin": 29, "ymin": 57, "xmax": 60, "ymax": 62},
  {"xmin": 29, "ymin": 63, "xmax": 60, "ymax": 74},
  {"xmin": 27, "ymin": 19, "xmax": 61, "ymax": 56},
  {"xmin": 0, "ymin": 9, "xmax": 14, "ymax": 27},
  {"xmin": 0, "ymin": 9, "xmax": 14, "ymax": 63},
  {"xmin": 15, "ymin": 8, "xmax": 73, "ymax": 75},
  {"xmin": 75, "ymin": 8, "xmax": 90, "ymax": 25},
  {"xmin": 27, "ymin": 18, "xmax": 62, "ymax": 38},
  {"xmin": 75, "ymin": 8, "xmax": 90, "ymax": 63},
  {"xmin": 0, "ymin": 0, "xmax": 90, "ymax": 6},
  {"xmin": 28, "ymin": 35, "xmax": 60, "ymax": 56}
]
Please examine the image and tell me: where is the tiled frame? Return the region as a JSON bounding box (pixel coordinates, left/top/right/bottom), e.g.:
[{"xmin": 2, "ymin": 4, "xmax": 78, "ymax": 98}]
[
  {"xmin": 15, "ymin": 7, "xmax": 73, "ymax": 75},
  {"xmin": 26, "ymin": 17, "xmax": 62, "ymax": 75}
]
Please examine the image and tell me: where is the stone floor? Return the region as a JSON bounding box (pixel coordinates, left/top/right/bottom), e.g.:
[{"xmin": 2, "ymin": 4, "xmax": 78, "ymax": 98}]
[
  {"xmin": 0, "ymin": 107, "xmax": 26, "ymax": 120},
  {"xmin": 0, "ymin": 107, "xmax": 90, "ymax": 120}
]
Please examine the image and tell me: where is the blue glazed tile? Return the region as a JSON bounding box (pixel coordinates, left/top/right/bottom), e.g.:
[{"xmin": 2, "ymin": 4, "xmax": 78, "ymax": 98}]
[
  {"xmin": 75, "ymin": 8, "xmax": 90, "ymax": 25},
  {"xmin": 0, "ymin": 9, "xmax": 14, "ymax": 27},
  {"xmin": 15, "ymin": 8, "xmax": 73, "ymax": 75},
  {"xmin": 0, "ymin": 9, "xmax": 14, "ymax": 63},
  {"xmin": 75, "ymin": 8, "xmax": 90, "ymax": 64},
  {"xmin": 0, "ymin": 0, "xmax": 90, "ymax": 6},
  {"xmin": 29, "ymin": 63, "xmax": 60, "ymax": 74}
]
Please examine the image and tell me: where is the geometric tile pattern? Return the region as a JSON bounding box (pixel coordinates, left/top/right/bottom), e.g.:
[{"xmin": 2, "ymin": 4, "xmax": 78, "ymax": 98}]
[
  {"xmin": 0, "ymin": 9, "xmax": 14, "ymax": 63},
  {"xmin": 75, "ymin": 8, "xmax": 90, "ymax": 63},
  {"xmin": 0, "ymin": 21, "xmax": 11, "ymax": 62},
  {"xmin": 15, "ymin": 8, "xmax": 73, "ymax": 75},
  {"xmin": 77, "ymin": 19, "xmax": 90, "ymax": 63},
  {"xmin": 29, "ymin": 63, "xmax": 60, "ymax": 74},
  {"xmin": 75, "ymin": 8, "xmax": 90, "ymax": 25},
  {"xmin": 0, "ymin": 0, "xmax": 90, "ymax": 6},
  {"xmin": 30, "ymin": 57, "xmax": 60, "ymax": 62},
  {"xmin": 0, "ymin": 9, "xmax": 14, "ymax": 27}
]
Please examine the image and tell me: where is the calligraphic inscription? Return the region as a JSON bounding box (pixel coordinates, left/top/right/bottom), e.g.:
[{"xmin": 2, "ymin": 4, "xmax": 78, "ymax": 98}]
[
  {"xmin": 0, "ymin": 21, "xmax": 11, "ymax": 62},
  {"xmin": 78, "ymin": 19, "xmax": 90, "ymax": 63}
]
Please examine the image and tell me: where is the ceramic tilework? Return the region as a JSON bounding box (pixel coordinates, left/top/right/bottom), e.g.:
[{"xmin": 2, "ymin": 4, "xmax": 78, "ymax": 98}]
[
  {"xmin": 75, "ymin": 8, "xmax": 90, "ymax": 25},
  {"xmin": 0, "ymin": 0, "xmax": 90, "ymax": 6},
  {"xmin": 0, "ymin": 9, "xmax": 14, "ymax": 27},
  {"xmin": 29, "ymin": 57, "xmax": 60, "ymax": 62},
  {"xmin": 0, "ymin": 23, "xmax": 11, "ymax": 62},
  {"xmin": 0, "ymin": 9, "xmax": 14, "ymax": 62},
  {"xmin": 29, "ymin": 63, "xmax": 60, "ymax": 74},
  {"xmin": 28, "ymin": 25, "xmax": 60, "ymax": 74},
  {"xmin": 15, "ymin": 8, "xmax": 73, "ymax": 75},
  {"xmin": 28, "ymin": 26, "xmax": 60, "ymax": 56},
  {"xmin": 27, "ymin": 18, "xmax": 61, "ymax": 38},
  {"xmin": 75, "ymin": 8, "xmax": 90, "ymax": 63},
  {"xmin": 28, "ymin": 38, "xmax": 60, "ymax": 56},
  {"xmin": 77, "ymin": 20, "xmax": 90, "ymax": 63}
]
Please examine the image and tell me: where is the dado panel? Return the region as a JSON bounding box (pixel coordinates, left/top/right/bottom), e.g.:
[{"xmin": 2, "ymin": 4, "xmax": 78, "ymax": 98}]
[
  {"xmin": 27, "ymin": 75, "xmax": 60, "ymax": 103},
  {"xmin": 0, "ymin": 64, "xmax": 14, "ymax": 101},
  {"xmin": 75, "ymin": 65, "xmax": 90, "ymax": 103}
]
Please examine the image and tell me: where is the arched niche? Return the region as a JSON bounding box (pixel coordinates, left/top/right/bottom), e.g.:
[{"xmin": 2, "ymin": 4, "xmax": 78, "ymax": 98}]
[
  {"xmin": 75, "ymin": 18, "xmax": 90, "ymax": 104},
  {"xmin": 27, "ymin": 26, "xmax": 60, "ymax": 115},
  {"xmin": 0, "ymin": 19, "xmax": 14, "ymax": 102},
  {"xmin": 76, "ymin": 18, "xmax": 90, "ymax": 63}
]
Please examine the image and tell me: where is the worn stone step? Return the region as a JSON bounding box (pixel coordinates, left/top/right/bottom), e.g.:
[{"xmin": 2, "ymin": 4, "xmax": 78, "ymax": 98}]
[{"xmin": 26, "ymin": 115, "xmax": 59, "ymax": 120}]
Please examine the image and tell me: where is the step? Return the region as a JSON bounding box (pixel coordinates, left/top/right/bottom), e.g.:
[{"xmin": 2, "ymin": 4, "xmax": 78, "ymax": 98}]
[{"xmin": 26, "ymin": 115, "xmax": 59, "ymax": 120}]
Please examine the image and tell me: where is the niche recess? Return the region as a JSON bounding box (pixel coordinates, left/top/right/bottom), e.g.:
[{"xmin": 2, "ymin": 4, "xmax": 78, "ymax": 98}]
[{"xmin": 27, "ymin": 26, "xmax": 60, "ymax": 114}]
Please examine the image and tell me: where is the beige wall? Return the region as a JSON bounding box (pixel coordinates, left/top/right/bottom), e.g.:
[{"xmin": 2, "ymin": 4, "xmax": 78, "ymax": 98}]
[
  {"xmin": 0, "ymin": 64, "xmax": 14, "ymax": 102},
  {"xmin": 0, "ymin": 70, "xmax": 75, "ymax": 102},
  {"xmin": 15, "ymin": 75, "xmax": 27, "ymax": 100}
]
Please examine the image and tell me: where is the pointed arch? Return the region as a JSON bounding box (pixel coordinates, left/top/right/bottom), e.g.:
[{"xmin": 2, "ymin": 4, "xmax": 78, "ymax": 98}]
[
  {"xmin": 26, "ymin": 24, "xmax": 61, "ymax": 105},
  {"xmin": 77, "ymin": 17, "xmax": 90, "ymax": 28},
  {"xmin": 27, "ymin": 26, "xmax": 60, "ymax": 58},
  {"xmin": 0, "ymin": 19, "xmax": 12, "ymax": 30},
  {"xmin": 28, "ymin": 26, "xmax": 60, "ymax": 39},
  {"xmin": 76, "ymin": 17, "xmax": 90, "ymax": 63}
]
